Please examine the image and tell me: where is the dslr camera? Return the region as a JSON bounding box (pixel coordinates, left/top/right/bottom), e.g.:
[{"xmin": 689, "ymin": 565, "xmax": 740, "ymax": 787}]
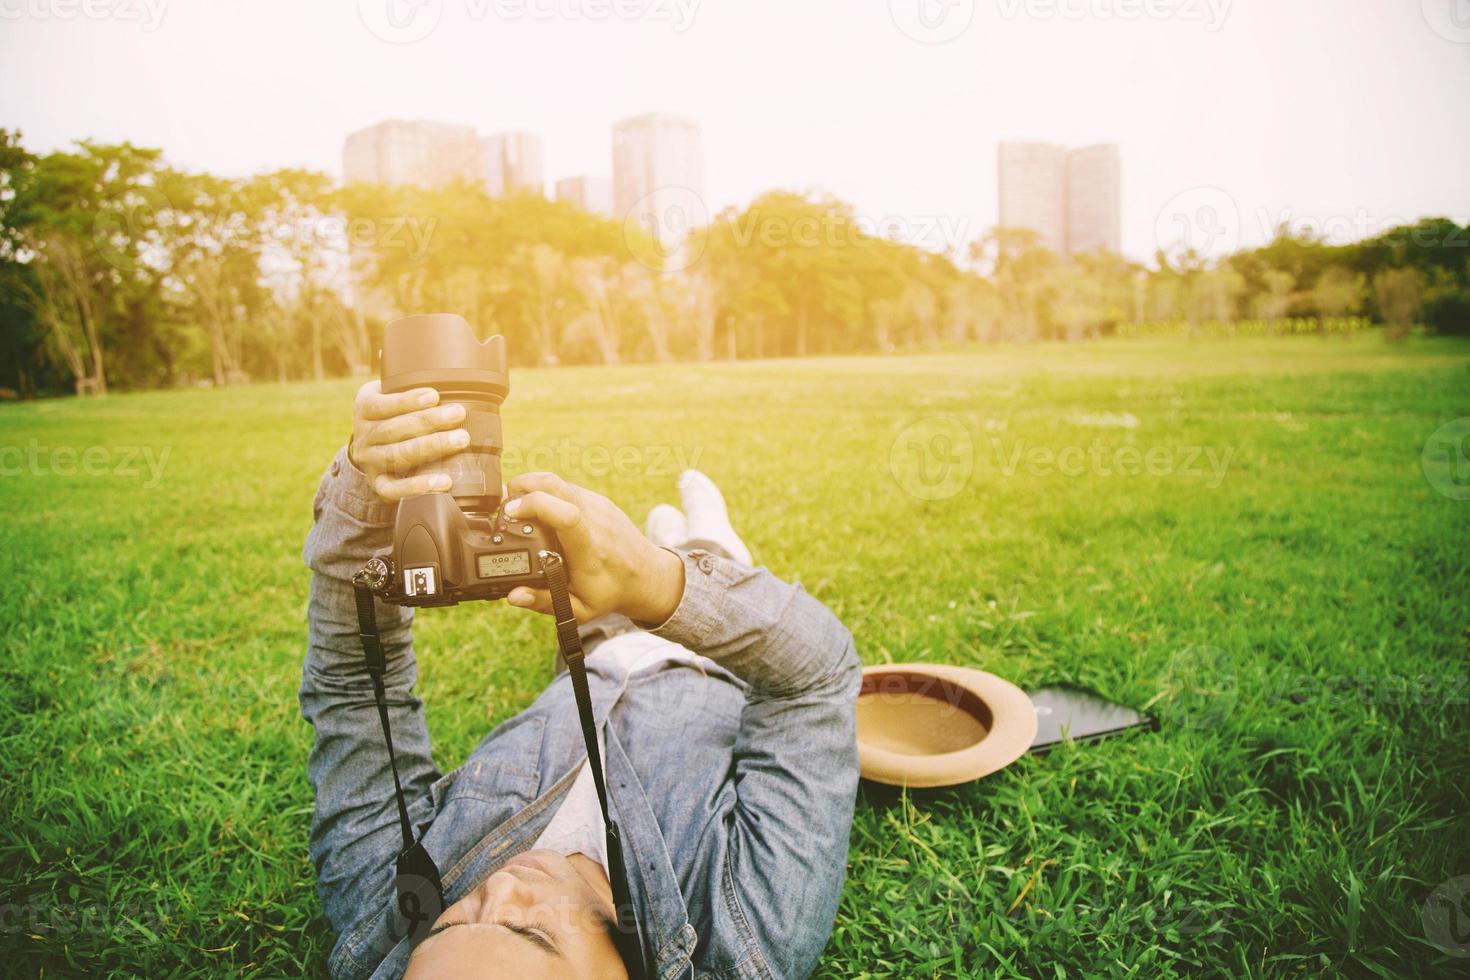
[{"xmin": 359, "ymin": 313, "xmax": 559, "ymax": 607}]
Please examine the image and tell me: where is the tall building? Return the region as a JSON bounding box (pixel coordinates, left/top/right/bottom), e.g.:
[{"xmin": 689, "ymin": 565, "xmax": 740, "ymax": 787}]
[
  {"xmin": 997, "ymin": 140, "xmax": 1122, "ymax": 258},
  {"xmin": 997, "ymin": 141, "xmax": 1068, "ymax": 255},
  {"xmin": 342, "ymin": 119, "xmax": 483, "ymax": 188},
  {"xmin": 484, "ymin": 131, "xmax": 544, "ymax": 197},
  {"xmin": 612, "ymin": 113, "xmax": 705, "ymax": 244},
  {"xmin": 1065, "ymin": 143, "xmax": 1122, "ymax": 256},
  {"xmin": 556, "ymin": 176, "xmax": 614, "ymax": 216}
]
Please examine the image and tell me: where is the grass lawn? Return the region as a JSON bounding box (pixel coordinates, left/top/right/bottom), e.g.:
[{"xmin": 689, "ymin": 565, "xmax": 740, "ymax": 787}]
[{"xmin": 2, "ymin": 335, "xmax": 1468, "ymax": 978}]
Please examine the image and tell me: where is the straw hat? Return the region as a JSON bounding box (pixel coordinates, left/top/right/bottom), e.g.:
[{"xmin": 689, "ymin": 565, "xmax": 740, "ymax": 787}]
[{"xmin": 857, "ymin": 664, "xmax": 1037, "ymax": 788}]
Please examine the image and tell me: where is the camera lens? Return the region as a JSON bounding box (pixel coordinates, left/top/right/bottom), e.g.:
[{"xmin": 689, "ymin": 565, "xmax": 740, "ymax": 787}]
[{"xmin": 381, "ymin": 313, "xmax": 508, "ymax": 514}]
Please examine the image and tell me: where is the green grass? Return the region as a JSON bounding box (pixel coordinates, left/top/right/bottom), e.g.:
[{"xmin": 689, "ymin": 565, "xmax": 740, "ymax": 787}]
[{"xmin": 2, "ymin": 335, "xmax": 1468, "ymax": 978}]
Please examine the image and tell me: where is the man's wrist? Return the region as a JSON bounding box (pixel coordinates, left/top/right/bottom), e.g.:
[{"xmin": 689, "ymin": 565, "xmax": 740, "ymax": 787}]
[{"xmin": 627, "ymin": 546, "xmax": 685, "ymax": 627}]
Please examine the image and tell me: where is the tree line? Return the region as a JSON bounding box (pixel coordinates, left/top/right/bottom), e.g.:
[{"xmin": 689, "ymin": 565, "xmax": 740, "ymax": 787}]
[{"xmin": 1, "ymin": 131, "xmax": 1466, "ymax": 397}]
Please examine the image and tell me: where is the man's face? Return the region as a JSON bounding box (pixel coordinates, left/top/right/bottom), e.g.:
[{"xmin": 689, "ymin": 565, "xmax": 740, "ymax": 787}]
[{"xmin": 403, "ymin": 850, "xmax": 628, "ymax": 979}]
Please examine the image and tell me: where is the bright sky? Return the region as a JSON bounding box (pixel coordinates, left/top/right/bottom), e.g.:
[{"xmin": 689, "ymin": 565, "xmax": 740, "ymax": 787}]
[{"xmin": 3, "ymin": 0, "xmax": 1468, "ymax": 262}]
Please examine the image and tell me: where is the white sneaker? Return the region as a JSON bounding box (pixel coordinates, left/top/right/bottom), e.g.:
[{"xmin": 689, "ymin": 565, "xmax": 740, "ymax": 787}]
[
  {"xmin": 644, "ymin": 504, "xmax": 688, "ymax": 550},
  {"xmin": 678, "ymin": 469, "xmax": 753, "ymax": 566}
]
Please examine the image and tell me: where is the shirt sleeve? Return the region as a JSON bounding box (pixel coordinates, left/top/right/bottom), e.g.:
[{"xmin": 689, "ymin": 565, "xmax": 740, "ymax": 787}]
[
  {"xmin": 298, "ymin": 447, "xmax": 440, "ymax": 955},
  {"xmin": 652, "ymin": 549, "xmax": 862, "ymax": 978}
]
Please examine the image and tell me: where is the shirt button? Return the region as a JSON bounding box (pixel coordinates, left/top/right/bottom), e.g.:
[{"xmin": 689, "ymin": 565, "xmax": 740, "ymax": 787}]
[
  {"xmin": 697, "ymin": 555, "xmax": 716, "ymax": 575},
  {"xmin": 331, "ymin": 458, "xmax": 341, "ymax": 476}
]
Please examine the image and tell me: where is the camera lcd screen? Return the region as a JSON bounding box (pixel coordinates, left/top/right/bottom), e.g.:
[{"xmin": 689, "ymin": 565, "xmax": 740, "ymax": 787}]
[{"xmin": 477, "ymin": 551, "xmax": 531, "ymax": 578}]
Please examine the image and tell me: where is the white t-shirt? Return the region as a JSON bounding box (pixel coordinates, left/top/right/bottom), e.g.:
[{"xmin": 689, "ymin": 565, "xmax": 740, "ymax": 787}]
[{"xmin": 530, "ymin": 630, "xmax": 713, "ymax": 876}]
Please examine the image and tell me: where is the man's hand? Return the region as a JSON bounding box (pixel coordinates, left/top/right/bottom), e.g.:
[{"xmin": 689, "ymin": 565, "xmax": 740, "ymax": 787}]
[
  {"xmin": 349, "ymin": 380, "xmax": 471, "ymax": 502},
  {"xmin": 503, "ymin": 473, "xmax": 685, "ymax": 626}
]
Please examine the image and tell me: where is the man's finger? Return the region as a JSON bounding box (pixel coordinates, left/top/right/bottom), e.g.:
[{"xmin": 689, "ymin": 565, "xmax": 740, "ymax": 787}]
[
  {"xmin": 508, "ymin": 587, "xmax": 593, "ymax": 621},
  {"xmin": 503, "ymin": 490, "xmax": 591, "ymax": 549},
  {"xmin": 365, "ymin": 404, "xmax": 466, "ymax": 447},
  {"xmin": 372, "ymin": 471, "xmax": 453, "ymax": 501},
  {"xmin": 364, "ymin": 428, "xmax": 470, "ymax": 475},
  {"xmin": 507, "ymin": 471, "xmax": 576, "ymax": 503},
  {"xmin": 360, "ymin": 384, "xmax": 439, "ymax": 421},
  {"xmin": 507, "ymin": 587, "xmax": 552, "ymax": 615}
]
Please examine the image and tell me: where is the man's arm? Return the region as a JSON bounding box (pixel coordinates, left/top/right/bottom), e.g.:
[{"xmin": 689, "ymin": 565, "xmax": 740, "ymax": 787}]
[
  {"xmin": 300, "ymin": 447, "xmax": 440, "ymax": 936},
  {"xmin": 300, "ymin": 381, "xmax": 472, "ymax": 938},
  {"xmin": 502, "ymin": 472, "xmax": 861, "ymax": 978},
  {"xmin": 651, "ymin": 551, "xmax": 861, "ymax": 980}
]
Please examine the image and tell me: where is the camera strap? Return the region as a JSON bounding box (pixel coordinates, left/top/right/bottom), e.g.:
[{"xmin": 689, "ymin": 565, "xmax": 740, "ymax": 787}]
[
  {"xmin": 539, "ymin": 551, "xmax": 647, "ymax": 980},
  {"xmin": 351, "ymin": 556, "xmax": 646, "ymax": 978},
  {"xmin": 351, "ymin": 572, "xmax": 446, "ymax": 949}
]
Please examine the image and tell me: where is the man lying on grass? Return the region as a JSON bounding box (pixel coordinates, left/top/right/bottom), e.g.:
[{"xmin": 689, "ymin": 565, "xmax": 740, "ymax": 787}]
[{"xmin": 300, "ymin": 381, "xmax": 861, "ymax": 979}]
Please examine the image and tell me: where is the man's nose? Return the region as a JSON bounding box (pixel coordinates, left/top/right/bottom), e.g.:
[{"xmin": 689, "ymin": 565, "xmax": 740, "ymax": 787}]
[{"xmin": 478, "ymin": 869, "xmax": 538, "ymax": 915}]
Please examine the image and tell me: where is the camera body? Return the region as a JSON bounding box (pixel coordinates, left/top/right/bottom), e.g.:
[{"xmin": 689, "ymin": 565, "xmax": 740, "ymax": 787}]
[
  {"xmin": 367, "ymin": 313, "xmax": 559, "ymax": 607},
  {"xmin": 369, "ymin": 492, "xmax": 559, "ymax": 607}
]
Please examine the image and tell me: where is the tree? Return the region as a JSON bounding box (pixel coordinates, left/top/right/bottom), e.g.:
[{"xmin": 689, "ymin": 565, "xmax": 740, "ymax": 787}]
[
  {"xmin": 1311, "ymin": 266, "xmax": 1365, "ymax": 318},
  {"xmin": 14, "ymin": 142, "xmax": 171, "ymax": 395},
  {"xmin": 1374, "ymin": 267, "xmax": 1422, "ymax": 340},
  {"xmin": 1252, "ymin": 269, "xmax": 1295, "ymax": 320}
]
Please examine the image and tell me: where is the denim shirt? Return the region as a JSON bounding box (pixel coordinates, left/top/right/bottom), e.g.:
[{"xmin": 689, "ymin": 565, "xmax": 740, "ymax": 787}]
[{"xmin": 300, "ymin": 448, "xmax": 862, "ymax": 979}]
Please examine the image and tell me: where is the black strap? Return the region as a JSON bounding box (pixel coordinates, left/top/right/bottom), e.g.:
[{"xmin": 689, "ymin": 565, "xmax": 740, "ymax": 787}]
[
  {"xmin": 539, "ymin": 553, "xmax": 646, "ymax": 978},
  {"xmin": 352, "ymin": 556, "xmax": 645, "ymax": 976},
  {"xmin": 352, "ymin": 576, "xmax": 416, "ymax": 855}
]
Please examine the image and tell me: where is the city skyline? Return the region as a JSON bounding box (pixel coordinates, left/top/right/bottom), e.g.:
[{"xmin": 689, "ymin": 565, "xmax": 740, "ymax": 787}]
[{"xmin": 4, "ymin": 2, "xmax": 1466, "ymax": 263}]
